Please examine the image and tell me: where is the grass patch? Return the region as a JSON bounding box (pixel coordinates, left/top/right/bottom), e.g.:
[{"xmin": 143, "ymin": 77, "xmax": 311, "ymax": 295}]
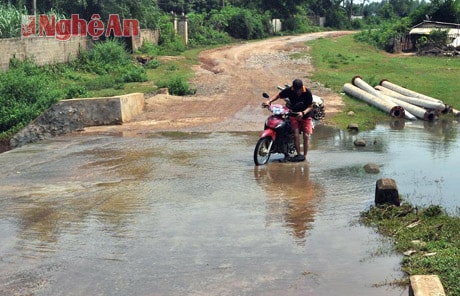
[
  {"xmin": 306, "ymin": 34, "xmax": 460, "ymax": 130},
  {"xmin": 360, "ymin": 203, "xmax": 460, "ymax": 295}
]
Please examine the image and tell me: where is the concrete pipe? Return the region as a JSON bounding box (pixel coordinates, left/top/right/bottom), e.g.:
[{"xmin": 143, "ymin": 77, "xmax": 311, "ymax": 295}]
[
  {"xmin": 343, "ymin": 83, "xmax": 407, "ymax": 119},
  {"xmin": 351, "ymin": 77, "xmax": 416, "ymax": 120},
  {"xmin": 385, "ymin": 96, "xmax": 438, "ymax": 121},
  {"xmin": 352, "ymin": 76, "xmax": 382, "ymax": 98},
  {"xmin": 353, "ymin": 76, "xmax": 411, "ymax": 107},
  {"xmin": 375, "ymin": 85, "xmax": 446, "ymax": 111},
  {"xmin": 379, "ymin": 80, "xmax": 445, "ymax": 104}
]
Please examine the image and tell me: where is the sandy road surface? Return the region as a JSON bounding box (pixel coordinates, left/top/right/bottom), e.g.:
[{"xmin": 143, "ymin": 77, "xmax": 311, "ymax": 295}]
[{"xmin": 85, "ymin": 31, "xmax": 354, "ymax": 134}]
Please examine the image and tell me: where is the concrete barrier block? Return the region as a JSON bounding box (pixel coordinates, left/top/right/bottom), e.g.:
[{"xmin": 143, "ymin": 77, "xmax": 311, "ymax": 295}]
[
  {"xmin": 409, "ymin": 275, "xmax": 446, "ymax": 296},
  {"xmin": 375, "ymin": 178, "xmax": 400, "ymax": 206},
  {"xmin": 118, "ymin": 93, "xmax": 145, "ymax": 122},
  {"xmin": 10, "ymin": 93, "xmax": 145, "ymax": 148}
]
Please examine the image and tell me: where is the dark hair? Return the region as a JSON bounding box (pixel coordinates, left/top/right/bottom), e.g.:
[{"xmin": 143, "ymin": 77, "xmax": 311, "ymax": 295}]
[{"xmin": 292, "ymin": 79, "xmax": 303, "ymax": 90}]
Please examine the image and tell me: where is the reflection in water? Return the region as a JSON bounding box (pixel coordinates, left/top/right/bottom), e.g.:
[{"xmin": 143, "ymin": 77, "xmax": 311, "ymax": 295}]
[
  {"xmin": 3, "ymin": 141, "xmax": 159, "ymax": 258},
  {"xmin": 18, "ymin": 201, "xmax": 61, "ymax": 255},
  {"xmin": 254, "ymin": 163, "xmax": 323, "ymax": 244}
]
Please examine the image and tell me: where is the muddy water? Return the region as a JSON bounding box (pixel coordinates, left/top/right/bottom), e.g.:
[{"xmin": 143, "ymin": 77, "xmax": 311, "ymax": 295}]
[{"xmin": 1, "ymin": 119, "xmax": 459, "ymax": 295}]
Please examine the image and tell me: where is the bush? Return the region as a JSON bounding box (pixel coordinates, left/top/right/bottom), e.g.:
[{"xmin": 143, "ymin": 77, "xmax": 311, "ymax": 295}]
[
  {"xmin": 354, "ymin": 19, "xmax": 410, "ymax": 52},
  {"xmin": 157, "ymin": 77, "xmax": 196, "ymax": 96},
  {"xmin": 145, "ymin": 59, "xmax": 162, "ymax": 69},
  {"xmin": 283, "ymin": 15, "xmax": 312, "ymax": 33},
  {"xmin": 416, "ymin": 29, "xmax": 449, "ymax": 53},
  {"xmin": 65, "ymin": 84, "xmax": 88, "ymax": 99},
  {"xmin": 76, "ymin": 40, "xmax": 133, "ymax": 74},
  {"xmin": 325, "ymin": 8, "xmax": 349, "ymax": 29},
  {"xmin": 121, "ymin": 67, "xmax": 148, "ymax": 83},
  {"xmin": 226, "ymin": 7, "xmax": 269, "ymax": 39},
  {"xmin": 188, "ymin": 12, "xmax": 232, "ymax": 46},
  {"xmin": 84, "ymin": 75, "xmax": 119, "ymax": 91},
  {"xmin": 136, "ymin": 41, "xmax": 161, "ymax": 56},
  {"xmin": 156, "ymin": 14, "xmax": 186, "ymax": 55},
  {"xmin": 0, "ymin": 58, "xmax": 64, "ymax": 136},
  {"xmin": 76, "ymin": 40, "xmax": 147, "ymax": 83}
]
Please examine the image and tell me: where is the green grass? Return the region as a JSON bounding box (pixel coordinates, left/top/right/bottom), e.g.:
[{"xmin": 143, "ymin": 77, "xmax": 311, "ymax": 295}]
[
  {"xmin": 305, "ymin": 34, "xmax": 460, "ymax": 129},
  {"xmin": 360, "ymin": 203, "xmax": 460, "ymax": 295}
]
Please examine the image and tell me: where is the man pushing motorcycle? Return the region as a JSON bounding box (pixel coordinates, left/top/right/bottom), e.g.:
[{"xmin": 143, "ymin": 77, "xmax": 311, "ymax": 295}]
[{"xmin": 263, "ymin": 79, "xmax": 314, "ymax": 162}]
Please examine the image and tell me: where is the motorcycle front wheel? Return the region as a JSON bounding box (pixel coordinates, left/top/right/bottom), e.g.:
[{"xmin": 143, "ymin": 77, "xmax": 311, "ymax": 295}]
[{"xmin": 254, "ymin": 137, "xmax": 273, "ymax": 166}]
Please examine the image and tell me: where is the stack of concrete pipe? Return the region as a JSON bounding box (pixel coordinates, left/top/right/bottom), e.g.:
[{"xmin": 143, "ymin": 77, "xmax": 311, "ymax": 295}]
[{"xmin": 343, "ymin": 76, "xmax": 455, "ymax": 121}]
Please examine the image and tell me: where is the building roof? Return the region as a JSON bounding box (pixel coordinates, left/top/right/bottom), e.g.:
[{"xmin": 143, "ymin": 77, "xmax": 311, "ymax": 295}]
[
  {"xmin": 412, "ymin": 20, "xmax": 460, "ymax": 29},
  {"xmin": 410, "ymin": 26, "xmax": 460, "ymax": 38}
]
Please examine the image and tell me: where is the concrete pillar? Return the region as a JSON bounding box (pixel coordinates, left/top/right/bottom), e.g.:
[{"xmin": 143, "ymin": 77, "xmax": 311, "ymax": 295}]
[
  {"xmin": 409, "ymin": 275, "xmax": 446, "ymax": 296},
  {"xmin": 318, "ymin": 16, "xmax": 326, "ymax": 27},
  {"xmin": 271, "ymin": 19, "xmax": 282, "ymax": 33},
  {"xmin": 178, "ymin": 13, "xmax": 188, "ymax": 44},
  {"xmin": 171, "ymin": 11, "xmax": 177, "ymax": 32},
  {"xmin": 375, "ymin": 178, "xmax": 400, "ymax": 206}
]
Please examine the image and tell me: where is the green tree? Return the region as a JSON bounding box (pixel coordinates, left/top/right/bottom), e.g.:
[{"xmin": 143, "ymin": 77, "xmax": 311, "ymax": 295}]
[
  {"xmin": 431, "ymin": 0, "xmax": 458, "ymax": 22},
  {"xmin": 378, "ymin": 2, "xmax": 396, "ymax": 19},
  {"xmin": 259, "ymin": 0, "xmax": 310, "ymax": 19},
  {"xmin": 390, "ymin": 0, "xmax": 411, "ymax": 17}
]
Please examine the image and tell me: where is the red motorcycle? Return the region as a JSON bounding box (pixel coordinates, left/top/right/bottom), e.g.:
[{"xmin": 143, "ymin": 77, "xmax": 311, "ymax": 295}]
[{"xmin": 253, "ymin": 93, "xmax": 296, "ymax": 165}]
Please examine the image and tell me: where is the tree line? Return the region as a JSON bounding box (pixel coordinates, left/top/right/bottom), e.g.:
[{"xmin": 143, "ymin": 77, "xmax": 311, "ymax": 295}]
[
  {"xmin": 1, "ymin": 0, "xmax": 459, "ymax": 49},
  {"xmin": 4, "ymin": 0, "xmax": 459, "ymax": 28}
]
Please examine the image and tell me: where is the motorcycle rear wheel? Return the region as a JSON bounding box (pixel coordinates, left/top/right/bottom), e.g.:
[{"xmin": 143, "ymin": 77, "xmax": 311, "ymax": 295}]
[{"xmin": 254, "ymin": 137, "xmax": 273, "ymax": 166}]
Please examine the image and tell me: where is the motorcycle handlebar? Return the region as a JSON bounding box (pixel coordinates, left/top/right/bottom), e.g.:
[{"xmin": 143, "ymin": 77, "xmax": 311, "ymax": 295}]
[{"xmin": 260, "ymin": 103, "xmax": 299, "ymax": 117}]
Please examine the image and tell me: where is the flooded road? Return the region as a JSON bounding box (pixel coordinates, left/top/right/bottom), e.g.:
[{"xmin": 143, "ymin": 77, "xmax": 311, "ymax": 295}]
[{"xmin": 1, "ymin": 119, "xmax": 459, "ymax": 295}]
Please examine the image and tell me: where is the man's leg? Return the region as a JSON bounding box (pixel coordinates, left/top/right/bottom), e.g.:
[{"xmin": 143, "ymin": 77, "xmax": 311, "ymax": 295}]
[
  {"xmin": 303, "ymin": 132, "xmax": 309, "ymax": 157},
  {"xmin": 293, "ymin": 127, "xmax": 301, "ymax": 156},
  {"xmin": 303, "ymin": 117, "xmax": 313, "ymax": 158}
]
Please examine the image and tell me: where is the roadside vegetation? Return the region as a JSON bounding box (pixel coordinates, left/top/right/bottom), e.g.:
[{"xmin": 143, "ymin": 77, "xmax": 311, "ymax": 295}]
[
  {"xmin": 360, "ymin": 202, "xmax": 460, "ymax": 295},
  {"xmin": 0, "ymin": 40, "xmax": 149, "ymax": 139}
]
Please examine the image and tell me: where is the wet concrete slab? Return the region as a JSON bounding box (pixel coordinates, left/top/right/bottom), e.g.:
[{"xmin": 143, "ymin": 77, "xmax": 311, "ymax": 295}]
[
  {"xmin": 0, "ymin": 129, "xmax": 408, "ymax": 295},
  {"xmin": 8, "ymin": 125, "xmax": 456, "ymax": 295}
]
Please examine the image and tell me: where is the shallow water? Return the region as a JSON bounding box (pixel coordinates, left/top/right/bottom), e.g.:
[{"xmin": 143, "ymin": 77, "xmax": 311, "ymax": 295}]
[{"xmin": 0, "ymin": 118, "xmax": 459, "ymax": 295}]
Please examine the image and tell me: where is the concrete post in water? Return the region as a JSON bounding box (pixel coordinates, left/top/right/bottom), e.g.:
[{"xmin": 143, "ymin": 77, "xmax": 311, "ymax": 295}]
[{"xmin": 375, "ymin": 178, "xmax": 400, "ymax": 206}]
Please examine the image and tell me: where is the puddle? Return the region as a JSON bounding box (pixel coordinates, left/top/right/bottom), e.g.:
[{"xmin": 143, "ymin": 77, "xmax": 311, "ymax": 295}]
[{"xmin": 1, "ymin": 119, "xmax": 459, "ymax": 295}]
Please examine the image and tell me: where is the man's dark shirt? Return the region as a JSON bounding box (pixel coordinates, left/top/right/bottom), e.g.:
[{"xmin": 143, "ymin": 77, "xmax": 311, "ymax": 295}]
[{"xmin": 279, "ymin": 86, "xmax": 313, "ymax": 117}]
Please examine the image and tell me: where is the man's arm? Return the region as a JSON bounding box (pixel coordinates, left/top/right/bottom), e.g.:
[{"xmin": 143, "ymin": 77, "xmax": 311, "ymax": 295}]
[
  {"xmin": 263, "ymin": 93, "xmax": 281, "ymax": 106},
  {"xmin": 301, "ymin": 90, "xmax": 314, "ymax": 117}
]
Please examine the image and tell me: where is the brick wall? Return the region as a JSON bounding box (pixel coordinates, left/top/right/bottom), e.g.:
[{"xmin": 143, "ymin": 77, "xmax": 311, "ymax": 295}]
[
  {"xmin": 0, "ymin": 29, "xmax": 159, "ymax": 71},
  {"xmin": 0, "ymin": 36, "xmax": 89, "ymax": 71},
  {"xmin": 132, "ymin": 29, "xmax": 160, "ymax": 52}
]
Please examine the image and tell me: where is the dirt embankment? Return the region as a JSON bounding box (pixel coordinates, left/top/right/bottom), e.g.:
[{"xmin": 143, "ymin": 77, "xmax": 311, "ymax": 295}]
[{"xmin": 85, "ymin": 31, "xmax": 353, "ymax": 135}]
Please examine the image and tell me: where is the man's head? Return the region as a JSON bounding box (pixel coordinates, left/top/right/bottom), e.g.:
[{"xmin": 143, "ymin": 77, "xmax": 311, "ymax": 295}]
[{"xmin": 292, "ymin": 79, "xmax": 303, "ymax": 95}]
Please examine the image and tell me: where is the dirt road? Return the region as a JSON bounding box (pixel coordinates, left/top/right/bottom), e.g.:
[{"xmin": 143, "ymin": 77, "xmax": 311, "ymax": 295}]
[{"xmin": 86, "ymin": 31, "xmax": 354, "ymax": 134}]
